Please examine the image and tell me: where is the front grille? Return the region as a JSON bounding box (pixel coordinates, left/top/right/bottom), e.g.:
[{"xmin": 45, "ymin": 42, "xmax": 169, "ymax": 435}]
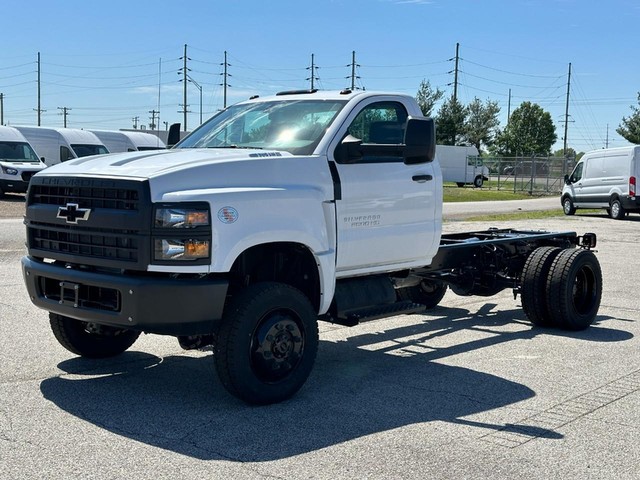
[
  {"xmin": 29, "ymin": 182, "xmax": 140, "ymax": 210},
  {"xmin": 29, "ymin": 225, "xmax": 139, "ymax": 262},
  {"xmin": 25, "ymin": 177, "xmax": 151, "ymax": 269},
  {"xmin": 21, "ymin": 171, "xmax": 36, "ymax": 182}
]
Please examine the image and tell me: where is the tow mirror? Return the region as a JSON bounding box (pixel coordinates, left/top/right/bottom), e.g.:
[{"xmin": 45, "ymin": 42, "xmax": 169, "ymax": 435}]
[
  {"xmin": 403, "ymin": 117, "xmax": 435, "ymax": 164},
  {"xmin": 564, "ymin": 174, "xmax": 571, "ymax": 185},
  {"xmin": 334, "ymin": 135, "xmax": 363, "ymax": 164},
  {"xmin": 167, "ymin": 123, "xmax": 181, "ymax": 148}
]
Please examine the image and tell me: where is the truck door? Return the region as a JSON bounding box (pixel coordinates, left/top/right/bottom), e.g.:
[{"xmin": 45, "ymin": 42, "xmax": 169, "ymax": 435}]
[{"xmin": 329, "ymin": 99, "xmax": 440, "ymax": 275}]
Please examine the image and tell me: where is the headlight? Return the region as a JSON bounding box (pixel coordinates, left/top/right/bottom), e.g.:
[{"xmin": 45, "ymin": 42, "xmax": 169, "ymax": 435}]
[
  {"xmin": 2, "ymin": 166, "xmax": 18, "ymax": 175},
  {"xmin": 155, "ymin": 207, "xmax": 209, "ymax": 228},
  {"xmin": 154, "ymin": 238, "xmax": 210, "ymax": 260},
  {"xmin": 152, "ymin": 203, "xmax": 212, "ymax": 264}
]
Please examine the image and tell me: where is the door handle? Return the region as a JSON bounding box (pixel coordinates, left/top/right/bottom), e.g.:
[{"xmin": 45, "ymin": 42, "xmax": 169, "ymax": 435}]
[{"xmin": 412, "ymin": 174, "xmax": 433, "ymax": 183}]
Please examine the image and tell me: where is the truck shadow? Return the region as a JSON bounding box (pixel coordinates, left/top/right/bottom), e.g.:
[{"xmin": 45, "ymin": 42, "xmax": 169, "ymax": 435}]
[{"xmin": 39, "ymin": 306, "xmax": 632, "ymax": 462}]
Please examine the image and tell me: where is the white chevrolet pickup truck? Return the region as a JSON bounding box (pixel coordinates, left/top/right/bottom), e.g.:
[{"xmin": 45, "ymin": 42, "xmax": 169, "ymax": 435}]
[{"xmin": 21, "ymin": 89, "xmax": 602, "ymax": 404}]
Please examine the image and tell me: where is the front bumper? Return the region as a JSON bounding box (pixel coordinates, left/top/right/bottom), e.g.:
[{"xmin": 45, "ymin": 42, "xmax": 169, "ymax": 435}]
[
  {"xmin": 21, "ymin": 256, "xmax": 228, "ymax": 335},
  {"xmin": 0, "ymin": 178, "xmax": 29, "ymax": 194}
]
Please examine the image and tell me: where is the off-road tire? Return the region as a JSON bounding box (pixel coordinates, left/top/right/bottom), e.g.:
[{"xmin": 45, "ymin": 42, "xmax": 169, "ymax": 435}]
[
  {"xmin": 520, "ymin": 247, "xmax": 561, "ymax": 327},
  {"xmin": 49, "ymin": 313, "xmax": 140, "ymax": 358},
  {"xmin": 546, "ymin": 249, "xmax": 602, "ymax": 330},
  {"xmin": 214, "ymin": 282, "xmax": 319, "ymax": 405}
]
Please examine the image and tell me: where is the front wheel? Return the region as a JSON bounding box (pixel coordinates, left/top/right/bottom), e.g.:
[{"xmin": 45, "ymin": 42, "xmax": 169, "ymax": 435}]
[
  {"xmin": 214, "ymin": 282, "xmax": 319, "ymax": 405},
  {"xmin": 473, "ymin": 175, "xmax": 484, "ymax": 188},
  {"xmin": 562, "ymin": 196, "xmax": 576, "ymax": 215},
  {"xmin": 49, "ymin": 313, "xmax": 140, "ymax": 358}
]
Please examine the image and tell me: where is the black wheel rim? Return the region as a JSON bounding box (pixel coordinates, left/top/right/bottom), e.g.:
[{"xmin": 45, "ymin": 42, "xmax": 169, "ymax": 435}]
[
  {"xmin": 572, "ymin": 265, "xmax": 597, "ymax": 315},
  {"xmin": 250, "ymin": 310, "xmax": 305, "ymax": 383}
]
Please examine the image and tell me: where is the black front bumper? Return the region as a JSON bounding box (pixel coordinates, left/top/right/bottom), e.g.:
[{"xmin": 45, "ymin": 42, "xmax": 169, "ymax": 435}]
[
  {"xmin": 21, "ymin": 256, "xmax": 228, "ymax": 335},
  {"xmin": 0, "ymin": 178, "xmax": 29, "ymax": 194}
]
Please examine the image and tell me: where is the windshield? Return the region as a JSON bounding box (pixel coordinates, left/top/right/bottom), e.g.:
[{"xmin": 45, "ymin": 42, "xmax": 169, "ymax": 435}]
[
  {"xmin": 0, "ymin": 141, "xmax": 40, "ymax": 163},
  {"xmin": 176, "ymin": 99, "xmax": 347, "ymax": 155},
  {"xmin": 71, "ymin": 144, "xmax": 109, "ymax": 157}
]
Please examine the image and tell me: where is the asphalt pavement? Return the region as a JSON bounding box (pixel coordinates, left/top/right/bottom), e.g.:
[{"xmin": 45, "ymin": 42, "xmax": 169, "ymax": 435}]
[{"xmin": 1, "ymin": 210, "xmax": 638, "ymax": 479}]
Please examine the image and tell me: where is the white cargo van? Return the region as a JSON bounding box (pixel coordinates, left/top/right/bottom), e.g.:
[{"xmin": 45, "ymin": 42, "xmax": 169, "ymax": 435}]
[
  {"xmin": 90, "ymin": 130, "xmax": 166, "ymax": 153},
  {"xmin": 561, "ymin": 145, "xmax": 640, "ymax": 219},
  {"xmin": 0, "ymin": 126, "xmax": 48, "ymax": 196},
  {"xmin": 436, "ymin": 145, "xmax": 488, "ymax": 188},
  {"xmin": 14, "ymin": 126, "xmax": 109, "ymax": 166}
]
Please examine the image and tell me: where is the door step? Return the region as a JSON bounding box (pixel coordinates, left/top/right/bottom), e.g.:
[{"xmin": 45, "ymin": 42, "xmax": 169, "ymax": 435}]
[{"xmin": 333, "ymin": 301, "xmax": 426, "ymax": 327}]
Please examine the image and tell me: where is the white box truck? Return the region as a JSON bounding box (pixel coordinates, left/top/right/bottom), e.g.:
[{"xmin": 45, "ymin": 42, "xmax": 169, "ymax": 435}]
[
  {"xmin": 14, "ymin": 126, "xmax": 109, "ymax": 166},
  {"xmin": 0, "ymin": 126, "xmax": 48, "ymax": 196},
  {"xmin": 436, "ymin": 144, "xmax": 488, "ymax": 188},
  {"xmin": 90, "ymin": 130, "xmax": 166, "ymax": 153},
  {"xmin": 561, "ymin": 145, "xmax": 640, "ymax": 219}
]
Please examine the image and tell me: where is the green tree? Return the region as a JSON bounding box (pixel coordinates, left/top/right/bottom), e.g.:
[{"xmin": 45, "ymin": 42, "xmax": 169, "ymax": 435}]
[
  {"xmin": 494, "ymin": 101, "xmax": 557, "ymax": 156},
  {"xmin": 616, "ymin": 92, "xmax": 640, "ymax": 144},
  {"xmin": 435, "ymin": 97, "xmax": 467, "ymax": 145},
  {"xmin": 415, "ymin": 79, "xmax": 444, "ymax": 118},
  {"xmin": 553, "ymin": 147, "xmax": 577, "ymax": 158},
  {"xmin": 462, "ymin": 97, "xmax": 500, "ymax": 153}
]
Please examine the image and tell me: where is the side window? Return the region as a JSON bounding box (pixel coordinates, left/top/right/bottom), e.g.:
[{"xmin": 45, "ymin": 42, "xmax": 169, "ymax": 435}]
[
  {"xmin": 345, "ymin": 101, "xmax": 408, "ymax": 163},
  {"xmin": 571, "ymin": 162, "xmax": 583, "ymax": 182},
  {"xmin": 60, "ymin": 146, "xmax": 74, "ymax": 162}
]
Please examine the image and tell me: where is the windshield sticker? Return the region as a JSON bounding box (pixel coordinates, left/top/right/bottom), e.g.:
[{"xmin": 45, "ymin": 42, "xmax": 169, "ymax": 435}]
[{"xmin": 218, "ymin": 206, "xmax": 239, "ymax": 224}]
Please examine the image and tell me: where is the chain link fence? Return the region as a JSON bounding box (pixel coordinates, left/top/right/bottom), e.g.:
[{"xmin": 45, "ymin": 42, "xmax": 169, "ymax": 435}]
[{"xmin": 469, "ymin": 156, "xmax": 576, "ymax": 194}]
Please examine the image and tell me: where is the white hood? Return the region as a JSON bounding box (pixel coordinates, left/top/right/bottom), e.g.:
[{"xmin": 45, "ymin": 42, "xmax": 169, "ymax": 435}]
[{"xmin": 34, "ymin": 148, "xmax": 288, "ymax": 179}]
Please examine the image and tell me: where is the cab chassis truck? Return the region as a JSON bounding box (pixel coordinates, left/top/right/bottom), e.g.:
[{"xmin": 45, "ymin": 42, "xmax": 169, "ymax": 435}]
[{"xmin": 21, "ymin": 90, "xmax": 602, "ymax": 405}]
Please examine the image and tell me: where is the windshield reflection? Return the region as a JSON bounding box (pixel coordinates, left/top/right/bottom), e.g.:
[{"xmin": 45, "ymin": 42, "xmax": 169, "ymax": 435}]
[{"xmin": 175, "ymin": 99, "xmax": 347, "ymax": 155}]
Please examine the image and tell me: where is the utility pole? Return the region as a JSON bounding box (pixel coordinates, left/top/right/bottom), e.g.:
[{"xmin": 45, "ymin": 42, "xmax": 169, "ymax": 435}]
[
  {"xmin": 563, "ymin": 62, "xmax": 572, "ymax": 156},
  {"xmin": 57, "ymin": 107, "xmax": 71, "ymax": 127},
  {"xmin": 220, "ymin": 51, "xmax": 231, "ymax": 109},
  {"xmin": 148, "ymin": 110, "xmax": 159, "ymax": 130},
  {"xmin": 35, "ymin": 52, "xmax": 45, "ymax": 126},
  {"xmin": 507, "ymin": 88, "xmax": 512, "ymax": 124},
  {"xmin": 179, "ymin": 44, "xmax": 190, "ymax": 131},
  {"xmin": 605, "ymin": 124, "xmax": 609, "ymax": 148},
  {"xmin": 347, "ymin": 51, "xmax": 360, "ymax": 90},
  {"xmin": 453, "ymin": 43, "xmax": 460, "ymax": 103},
  {"xmin": 132, "ymin": 116, "xmax": 139, "ymax": 129},
  {"xmin": 306, "ymin": 53, "xmax": 319, "ymax": 90},
  {"xmin": 0, "ymin": 93, "xmax": 4, "ymax": 125}
]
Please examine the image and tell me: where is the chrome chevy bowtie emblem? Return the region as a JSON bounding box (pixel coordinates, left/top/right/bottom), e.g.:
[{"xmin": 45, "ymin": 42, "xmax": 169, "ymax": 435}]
[{"xmin": 57, "ymin": 203, "xmax": 91, "ymax": 224}]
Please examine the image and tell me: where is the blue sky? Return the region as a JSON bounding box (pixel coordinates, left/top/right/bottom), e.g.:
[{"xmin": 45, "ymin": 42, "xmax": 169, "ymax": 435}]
[{"xmin": 2, "ymin": 0, "xmax": 638, "ymax": 152}]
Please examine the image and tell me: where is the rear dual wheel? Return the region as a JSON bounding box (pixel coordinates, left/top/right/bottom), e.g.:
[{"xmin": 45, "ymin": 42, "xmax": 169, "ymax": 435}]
[{"xmin": 520, "ymin": 247, "xmax": 602, "ymax": 330}]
